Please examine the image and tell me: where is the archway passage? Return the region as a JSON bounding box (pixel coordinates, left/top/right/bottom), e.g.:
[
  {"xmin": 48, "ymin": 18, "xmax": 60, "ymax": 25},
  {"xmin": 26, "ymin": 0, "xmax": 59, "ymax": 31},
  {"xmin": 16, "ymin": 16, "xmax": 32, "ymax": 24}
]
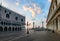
[
  {"xmin": 15, "ymin": 27, "xmax": 17, "ymax": 31},
  {"xmin": 12, "ymin": 27, "xmax": 14, "ymax": 31},
  {"xmin": 0, "ymin": 26, "xmax": 3, "ymax": 31},
  {"xmin": 8, "ymin": 27, "xmax": 11, "ymax": 31},
  {"xmin": 4, "ymin": 27, "xmax": 7, "ymax": 31}
]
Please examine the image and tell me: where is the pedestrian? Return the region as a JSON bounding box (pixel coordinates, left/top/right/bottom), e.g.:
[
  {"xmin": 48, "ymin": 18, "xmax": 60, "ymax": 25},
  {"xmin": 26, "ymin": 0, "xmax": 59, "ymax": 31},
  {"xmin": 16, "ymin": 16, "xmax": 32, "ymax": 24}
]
[{"xmin": 52, "ymin": 30, "xmax": 54, "ymax": 33}]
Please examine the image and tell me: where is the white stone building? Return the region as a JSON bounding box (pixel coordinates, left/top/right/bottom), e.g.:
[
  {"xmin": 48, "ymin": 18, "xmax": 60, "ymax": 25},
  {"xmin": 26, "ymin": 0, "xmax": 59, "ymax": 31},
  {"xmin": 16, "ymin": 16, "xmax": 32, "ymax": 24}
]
[
  {"xmin": 0, "ymin": 5, "xmax": 25, "ymax": 31},
  {"xmin": 46, "ymin": 0, "xmax": 60, "ymax": 33}
]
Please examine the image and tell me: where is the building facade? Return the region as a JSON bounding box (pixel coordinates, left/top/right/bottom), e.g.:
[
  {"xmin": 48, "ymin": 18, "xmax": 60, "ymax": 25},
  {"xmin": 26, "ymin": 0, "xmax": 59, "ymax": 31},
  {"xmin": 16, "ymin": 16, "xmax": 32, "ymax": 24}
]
[
  {"xmin": 0, "ymin": 5, "xmax": 25, "ymax": 31},
  {"xmin": 46, "ymin": 0, "xmax": 60, "ymax": 33}
]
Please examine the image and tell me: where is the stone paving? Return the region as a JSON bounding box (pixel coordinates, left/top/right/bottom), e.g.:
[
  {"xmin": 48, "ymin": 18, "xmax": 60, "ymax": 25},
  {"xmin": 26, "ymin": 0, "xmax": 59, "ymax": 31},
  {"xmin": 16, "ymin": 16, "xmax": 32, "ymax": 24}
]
[
  {"xmin": 13, "ymin": 31, "xmax": 60, "ymax": 41},
  {"xmin": 0, "ymin": 30, "xmax": 60, "ymax": 41}
]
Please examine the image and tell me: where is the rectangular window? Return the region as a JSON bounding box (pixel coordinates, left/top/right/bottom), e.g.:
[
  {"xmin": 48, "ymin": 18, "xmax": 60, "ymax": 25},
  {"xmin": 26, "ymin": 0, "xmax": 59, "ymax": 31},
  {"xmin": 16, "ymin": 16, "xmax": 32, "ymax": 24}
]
[{"xmin": 55, "ymin": 0, "xmax": 57, "ymax": 6}]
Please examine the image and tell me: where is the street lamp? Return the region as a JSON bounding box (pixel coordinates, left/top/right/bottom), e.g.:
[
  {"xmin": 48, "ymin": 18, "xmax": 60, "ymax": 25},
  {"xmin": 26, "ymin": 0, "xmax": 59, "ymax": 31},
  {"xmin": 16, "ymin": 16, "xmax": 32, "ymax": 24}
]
[
  {"xmin": 42, "ymin": 21, "xmax": 44, "ymax": 28},
  {"xmin": 33, "ymin": 22, "xmax": 35, "ymax": 29},
  {"xmin": 26, "ymin": 21, "xmax": 29, "ymax": 34},
  {"xmin": 25, "ymin": 21, "xmax": 31, "ymax": 34},
  {"xmin": 32, "ymin": 18, "xmax": 35, "ymax": 29}
]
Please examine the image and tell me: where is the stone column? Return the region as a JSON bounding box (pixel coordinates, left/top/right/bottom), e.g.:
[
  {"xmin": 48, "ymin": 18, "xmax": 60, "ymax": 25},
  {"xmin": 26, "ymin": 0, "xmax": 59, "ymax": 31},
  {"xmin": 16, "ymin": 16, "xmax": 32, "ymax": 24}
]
[
  {"xmin": 57, "ymin": 16, "xmax": 60, "ymax": 31},
  {"xmin": 11, "ymin": 27, "xmax": 12, "ymax": 31},
  {"xmin": 7, "ymin": 26, "xmax": 8, "ymax": 31},
  {"xmin": 3, "ymin": 27, "xmax": 4, "ymax": 31},
  {"xmin": 17, "ymin": 27, "xmax": 18, "ymax": 31},
  {"xmin": 55, "ymin": 18, "xmax": 58, "ymax": 31},
  {"xmin": 14, "ymin": 27, "xmax": 15, "ymax": 31},
  {"xmin": 53, "ymin": 20, "xmax": 54, "ymax": 30}
]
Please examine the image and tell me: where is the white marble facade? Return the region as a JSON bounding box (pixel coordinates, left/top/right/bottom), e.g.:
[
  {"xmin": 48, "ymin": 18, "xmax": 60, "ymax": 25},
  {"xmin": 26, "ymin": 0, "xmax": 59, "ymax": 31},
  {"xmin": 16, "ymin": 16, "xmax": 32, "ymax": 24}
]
[
  {"xmin": 0, "ymin": 5, "xmax": 25, "ymax": 31},
  {"xmin": 46, "ymin": 0, "xmax": 60, "ymax": 33}
]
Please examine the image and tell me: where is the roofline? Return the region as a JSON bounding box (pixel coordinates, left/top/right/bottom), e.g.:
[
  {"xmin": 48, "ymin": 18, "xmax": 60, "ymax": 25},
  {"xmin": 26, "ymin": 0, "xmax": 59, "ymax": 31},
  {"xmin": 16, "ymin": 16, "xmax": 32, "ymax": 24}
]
[
  {"xmin": 46, "ymin": 0, "xmax": 53, "ymax": 23},
  {"xmin": 0, "ymin": 5, "xmax": 25, "ymax": 17}
]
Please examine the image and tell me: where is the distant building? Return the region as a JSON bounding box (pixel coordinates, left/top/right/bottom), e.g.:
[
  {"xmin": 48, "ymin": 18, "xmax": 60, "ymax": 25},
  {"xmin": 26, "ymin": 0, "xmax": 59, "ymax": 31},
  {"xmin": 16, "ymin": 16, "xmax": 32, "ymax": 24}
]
[
  {"xmin": 46, "ymin": 0, "xmax": 60, "ymax": 33},
  {"xmin": 0, "ymin": 5, "xmax": 25, "ymax": 31}
]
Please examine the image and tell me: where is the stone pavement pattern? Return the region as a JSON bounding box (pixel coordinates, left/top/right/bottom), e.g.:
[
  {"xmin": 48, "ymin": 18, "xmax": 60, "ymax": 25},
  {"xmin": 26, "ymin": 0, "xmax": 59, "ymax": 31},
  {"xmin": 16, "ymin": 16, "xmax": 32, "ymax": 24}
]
[
  {"xmin": 13, "ymin": 31, "xmax": 60, "ymax": 41},
  {"xmin": 0, "ymin": 30, "xmax": 60, "ymax": 41}
]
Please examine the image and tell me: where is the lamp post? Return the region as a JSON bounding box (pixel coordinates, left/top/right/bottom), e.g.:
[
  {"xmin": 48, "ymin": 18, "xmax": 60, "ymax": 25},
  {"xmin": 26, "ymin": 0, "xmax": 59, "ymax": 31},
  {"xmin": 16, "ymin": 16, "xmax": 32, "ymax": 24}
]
[
  {"xmin": 33, "ymin": 22, "xmax": 35, "ymax": 29},
  {"xmin": 32, "ymin": 18, "xmax": 35, "ymax": 30},
  {"xmin": 42, "ymin": 21, "xmax": 44, "ymax": 28},
  {"xmin": 27, "ymin": 21, "xmax": 29, "ymax": 34}
]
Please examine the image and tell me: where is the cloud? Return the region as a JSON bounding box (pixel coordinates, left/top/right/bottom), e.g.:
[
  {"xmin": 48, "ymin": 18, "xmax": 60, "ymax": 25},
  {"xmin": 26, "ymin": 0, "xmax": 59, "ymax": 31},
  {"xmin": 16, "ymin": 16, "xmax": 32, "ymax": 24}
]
[
  {"xmin": 29, "ymin": 7, "xmax": 36, "ymax": 18},
  {"xmin": 33, "ymin": 3, "xmax": 42, "ymax": 14},
  {"xmin": 37, "ymin": 7, "xmax": 42, "ymax": 14},
  {"xmin": 16, "ymin": 1, "xmax": 20, "ymax": 6},
  {"xmin": 23, "ymin": 3, "xmax": 42, "ymax": 18},
  {"xmin": 23, "ymin": 5, "xmax": 28, "ymax": 11},
  {"xmin": 48, "ymin": 0, "xmax": 52, "ymax": 3}
]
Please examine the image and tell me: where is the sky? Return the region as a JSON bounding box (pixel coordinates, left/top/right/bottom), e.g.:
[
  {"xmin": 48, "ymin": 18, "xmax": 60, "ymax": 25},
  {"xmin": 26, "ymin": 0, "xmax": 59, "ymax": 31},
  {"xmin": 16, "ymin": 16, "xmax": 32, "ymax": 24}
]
[{"xmin": 0, "ymin": 0, "xmax": 51, "ymax": 28}]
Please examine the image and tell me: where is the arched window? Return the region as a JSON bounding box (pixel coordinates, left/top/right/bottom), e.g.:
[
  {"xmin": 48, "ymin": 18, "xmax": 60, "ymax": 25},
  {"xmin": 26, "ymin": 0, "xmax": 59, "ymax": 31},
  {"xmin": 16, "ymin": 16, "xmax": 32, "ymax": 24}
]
[
  {"xmin": 21, "ymin": 19, "xmax": 23, "ymax": 22},
  {"xmin": 15, "ymin": 17, "xmax": 18, "ymax": 20},
  {"xmin": 1, "ymin": 21, "xmax": 3, "ymax": 25},
  {"xmin": 5, "ymin": 10, "xmax": 7, "ymax": 13},
  {"xmin": 9, "ymin": 12, "xmax": 11, "ymax": 14},
  {"xmin": 6, "ymin": 14, "xmax": 10, "ymax": 18},
  {"xmin": 0, "ymin": 5, "xmax": 1, "ymax": 11}
]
